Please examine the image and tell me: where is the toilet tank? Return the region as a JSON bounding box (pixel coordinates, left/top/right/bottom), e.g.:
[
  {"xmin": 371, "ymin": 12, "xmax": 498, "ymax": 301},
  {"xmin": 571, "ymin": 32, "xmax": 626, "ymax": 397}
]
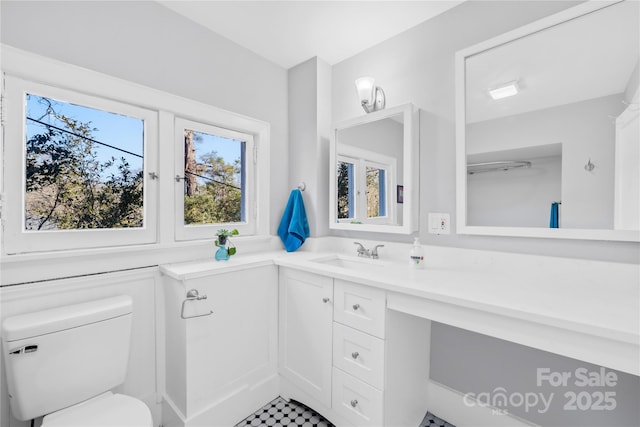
[{"xmin": 2, "ymin": 295, "xmax": 133, "ymax": 421}]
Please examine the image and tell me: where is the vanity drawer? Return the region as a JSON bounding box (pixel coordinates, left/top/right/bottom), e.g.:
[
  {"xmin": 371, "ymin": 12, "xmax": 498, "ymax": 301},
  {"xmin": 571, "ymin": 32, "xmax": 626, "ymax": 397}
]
[
  {"xmin": 334, "ymin": 280, "xmax": 386, "ymax": 338},
  {"xmin": 332, "ymin": 367, "xmax": 383, "ymax": 427},
  {"xmin": 333, "ymin": 322, "xmax": 384, "ymax": 389}
]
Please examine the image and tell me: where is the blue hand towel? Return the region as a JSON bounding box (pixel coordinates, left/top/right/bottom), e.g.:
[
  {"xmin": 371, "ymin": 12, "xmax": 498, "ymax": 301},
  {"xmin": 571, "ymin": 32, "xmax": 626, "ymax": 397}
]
[
  {"xmin": 549, "ymin": 202, "xmax": 559, "ymax": 228},
  {"xmin": 278, "ymin": 189, "xmax": 310, "ymax": 252}
]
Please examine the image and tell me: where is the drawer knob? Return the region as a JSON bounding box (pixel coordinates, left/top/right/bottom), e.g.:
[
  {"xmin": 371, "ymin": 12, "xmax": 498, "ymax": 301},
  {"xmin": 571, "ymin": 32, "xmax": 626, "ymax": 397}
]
[
  {"xmin": 350, "ymin": 399, "xmax": 358, "ymax": 408},
  {"xmin": 352, "ymin": 303, "xmax": 360, "ymax": 311},
  {"xmin": 323, "ymin": 297, "xmax": 330, "ymax": 303},
  {"xmin": 351, "ymin": 351, "xmax": 359, "ymax": 359}
]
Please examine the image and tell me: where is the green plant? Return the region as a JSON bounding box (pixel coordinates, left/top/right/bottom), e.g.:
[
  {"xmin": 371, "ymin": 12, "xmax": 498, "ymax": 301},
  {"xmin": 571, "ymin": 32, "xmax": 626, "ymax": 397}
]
[{"xmin": 215, "ymin": 228, "xmax": 239, "ymax": 255}]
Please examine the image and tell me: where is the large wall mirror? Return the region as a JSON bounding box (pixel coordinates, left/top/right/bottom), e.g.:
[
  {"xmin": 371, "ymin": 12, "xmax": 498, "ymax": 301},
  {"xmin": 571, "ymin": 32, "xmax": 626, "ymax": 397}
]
[
  {"xmin": 330, "ymin": 103, "xmax": 418, "ymax": 234},
  {"xmin": 456, "ymin": 0, "xmax": 639, "ymax": 241}
]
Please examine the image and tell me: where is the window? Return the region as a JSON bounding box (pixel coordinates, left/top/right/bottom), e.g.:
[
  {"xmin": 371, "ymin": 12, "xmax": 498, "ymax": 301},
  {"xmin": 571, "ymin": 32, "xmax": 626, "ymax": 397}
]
[
  {"xmin": 3, "ymin": 76, "xmax": 158, "ymax": 253},
  {"xmin": 2, "ymin": 48, "xmax": 270, "ymax": 257},
  {"xmin": 175, "ymin": 118, "xmax": 255, "ymax": 240},
  {"xmin": 335, "ymin": 148, "xmax": 396, "ymax": 225},
  {"xmin": 25, "ymin": 94, "xmax": 145, "ymax": 231}
]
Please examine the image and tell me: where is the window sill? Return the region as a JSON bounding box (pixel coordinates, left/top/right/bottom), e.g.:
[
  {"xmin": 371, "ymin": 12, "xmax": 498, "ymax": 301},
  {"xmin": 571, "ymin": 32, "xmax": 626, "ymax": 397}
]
[{"xmin": 0, "ymin": 235, "xmax": 279, "ymax": 286}]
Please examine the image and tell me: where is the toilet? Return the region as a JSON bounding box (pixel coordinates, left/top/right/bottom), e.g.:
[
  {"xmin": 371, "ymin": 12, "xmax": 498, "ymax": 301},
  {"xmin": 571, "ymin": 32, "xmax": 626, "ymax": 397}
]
[{"xmin": 2, "ymin": 295, "xmax": 153, "ymax": 426}]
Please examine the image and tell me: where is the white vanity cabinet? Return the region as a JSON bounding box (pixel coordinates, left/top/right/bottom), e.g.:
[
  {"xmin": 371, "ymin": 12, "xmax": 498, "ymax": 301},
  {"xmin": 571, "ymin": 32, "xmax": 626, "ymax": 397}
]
[
  {"xmin": 278, "ymin": 268, "xmax": 431, "ymax": 427},
  {"xmin": 160, "ymin": 260, "xmax": 279, "ymax": 427},
  {"xmin": 278, "ymin": 268, "xmax": 334, "ymax": 408}
]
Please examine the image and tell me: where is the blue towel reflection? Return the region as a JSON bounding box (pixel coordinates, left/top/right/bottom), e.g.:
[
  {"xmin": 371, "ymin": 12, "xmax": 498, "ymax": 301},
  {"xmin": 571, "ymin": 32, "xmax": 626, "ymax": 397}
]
[
  {"xmin": 549, "ymin": 202, "xmax": 559, "ymax": 228},
  {"xmin": 278, "ymin": 189, "xmax": 310, "ymax": 252}
]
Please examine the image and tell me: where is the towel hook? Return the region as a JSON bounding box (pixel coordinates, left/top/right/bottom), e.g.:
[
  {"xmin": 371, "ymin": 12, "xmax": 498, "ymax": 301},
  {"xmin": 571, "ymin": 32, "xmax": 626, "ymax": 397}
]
[
  {"xmin": 584, "ymin": 158, "xmax": 595, "ymax": 172},
  {"xmin": 297, "ymin": 182, "xmax": 306, "ymax": 191}
]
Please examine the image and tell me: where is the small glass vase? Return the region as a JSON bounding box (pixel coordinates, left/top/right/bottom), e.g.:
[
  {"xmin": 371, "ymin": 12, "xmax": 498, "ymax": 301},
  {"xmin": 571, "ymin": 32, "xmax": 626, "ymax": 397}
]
[
  {"xmin": 215, "ymin": 235, "xmax": 230, "ymax": 261},
  {"xmin": 215, "ymin": 245, "xmax": 230, "ymax": 261}
]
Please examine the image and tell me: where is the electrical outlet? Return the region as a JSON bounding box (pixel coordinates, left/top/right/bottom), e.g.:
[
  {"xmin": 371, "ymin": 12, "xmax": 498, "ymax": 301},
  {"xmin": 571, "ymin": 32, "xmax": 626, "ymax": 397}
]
[{"xmin": 428, "ymin": 212, "xmax": 450, "ymax": 234}]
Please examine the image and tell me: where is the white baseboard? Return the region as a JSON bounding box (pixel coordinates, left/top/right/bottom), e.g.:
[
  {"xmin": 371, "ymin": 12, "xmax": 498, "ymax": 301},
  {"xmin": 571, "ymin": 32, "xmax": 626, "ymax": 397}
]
[
  {"xmin": 161, "ymin": 374, "xmax": 279, "ymax": 427},
  {"xmin": 426, "ymin": 380, "xmax": 540, "ymax": 427}
]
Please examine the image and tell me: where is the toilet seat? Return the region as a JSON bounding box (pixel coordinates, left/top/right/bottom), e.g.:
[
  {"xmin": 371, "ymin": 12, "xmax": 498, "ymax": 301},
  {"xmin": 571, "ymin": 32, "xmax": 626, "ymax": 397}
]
[{"xmin": 42, "ymin": 392, "xmax": 153, "ymax": 427}]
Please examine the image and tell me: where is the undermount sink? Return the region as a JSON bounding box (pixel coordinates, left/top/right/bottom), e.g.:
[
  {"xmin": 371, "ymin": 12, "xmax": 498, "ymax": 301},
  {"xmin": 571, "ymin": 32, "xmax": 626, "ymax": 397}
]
[{"xmin": 310, "ymin": 254, "xmax": 386, "ymax": 270}]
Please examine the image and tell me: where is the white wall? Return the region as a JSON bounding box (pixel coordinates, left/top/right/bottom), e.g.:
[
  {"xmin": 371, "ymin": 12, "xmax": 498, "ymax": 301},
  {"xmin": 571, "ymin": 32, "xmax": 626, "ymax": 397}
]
[{"xmin": 0, "ymin": 0, "xmax": 289, "ymax": 237}]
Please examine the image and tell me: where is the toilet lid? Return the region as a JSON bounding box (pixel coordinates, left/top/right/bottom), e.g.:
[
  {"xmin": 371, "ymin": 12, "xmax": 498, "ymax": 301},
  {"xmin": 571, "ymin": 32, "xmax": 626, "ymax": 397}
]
[{"xmin": 42, "ymin": 392, "xmax": 153, "ymax": 427}]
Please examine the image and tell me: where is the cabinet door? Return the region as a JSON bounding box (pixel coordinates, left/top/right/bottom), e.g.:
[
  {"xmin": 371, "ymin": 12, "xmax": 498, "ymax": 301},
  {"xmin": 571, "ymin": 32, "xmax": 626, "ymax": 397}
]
[
  {"xmin": 279, "ymin": 268, "xmax": 333, "ymax": 407},
  {"xmin": 181, "ymin": 265, "xmax": 279, "ymax": 419}
]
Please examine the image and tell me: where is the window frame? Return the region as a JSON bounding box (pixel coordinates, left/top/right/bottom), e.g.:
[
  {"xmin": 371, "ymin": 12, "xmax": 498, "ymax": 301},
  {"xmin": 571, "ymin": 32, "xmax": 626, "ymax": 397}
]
[
  {"xmin": 1, "ymin": 46, "xmax": 272, "ymax": 261},
  {"xmin": 174, "ymin": 117, "xmax": 256, "ymax": 241},
  {"xmin": 2, "ymin": 75, "xmax": 159, "ymax": 254}
]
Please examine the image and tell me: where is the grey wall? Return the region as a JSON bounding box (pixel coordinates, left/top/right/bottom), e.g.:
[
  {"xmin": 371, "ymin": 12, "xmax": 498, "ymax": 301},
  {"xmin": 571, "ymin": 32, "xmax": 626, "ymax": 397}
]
[
  {"xmin": 467, "ymin": 155, "xmax": 562, "ymax": 228},
  {"xmin": 467, "ymin": 94, "xmax": 624, "ymax": 229},
  {"xmin": 431, "ymin": 323, "xmax": 640, "ymax": 427},
  {"xmin": 0, "ymin": 0, "xmax": 289, "ymax": 234},
  {"xmin": 330, "ymin": 2, "xmax": 639, "ymax": 426},
  {"xmin": 625, "ymin": 60, "xmax": 639, "ymax": 102},
  {"xmin": 288, "ymin": 57, "xmax": 331, "ymax": 237}
]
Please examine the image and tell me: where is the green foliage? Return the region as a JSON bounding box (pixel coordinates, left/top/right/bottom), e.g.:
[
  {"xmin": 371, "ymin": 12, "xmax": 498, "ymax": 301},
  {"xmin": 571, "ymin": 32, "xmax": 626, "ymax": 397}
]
[
  {"xmin": 366, "ymin": 167, "xmax": 380, "ymax": 218},
  {"xmin": 183, "ymin": 152, "xmax": 242, "ymax": 225},
  {"xmin": 216, "ymin": 228, "xmax": 239, "ymax": 237},
  {"xmin": 214, "ymin": 229, "xmax": 239, "ymax": 256},
  {"xmin": 25, "ymin": 107, "xmax": 143, "ymax": 230},
  {"xmin": 337, "ymin": 162, "xmax": 351, "ymax": 219}
]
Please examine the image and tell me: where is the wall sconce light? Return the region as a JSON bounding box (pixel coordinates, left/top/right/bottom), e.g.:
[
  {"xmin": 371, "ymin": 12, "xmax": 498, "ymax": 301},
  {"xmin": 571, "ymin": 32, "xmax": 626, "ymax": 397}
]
[
  {"xmin": 355, "ymin": 76, "xmax": 386, "ymax": 113},
  {"xmin": 488, "ymin": 80, "xmax": 519, "ymax": 100}
]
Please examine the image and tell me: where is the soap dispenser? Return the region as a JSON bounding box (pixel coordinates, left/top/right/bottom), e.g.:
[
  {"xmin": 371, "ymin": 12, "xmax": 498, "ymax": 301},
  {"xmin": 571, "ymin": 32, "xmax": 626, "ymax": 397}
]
[{"xmin": 409, "ymin": 237, "xmax": 425, "ymax": 269}]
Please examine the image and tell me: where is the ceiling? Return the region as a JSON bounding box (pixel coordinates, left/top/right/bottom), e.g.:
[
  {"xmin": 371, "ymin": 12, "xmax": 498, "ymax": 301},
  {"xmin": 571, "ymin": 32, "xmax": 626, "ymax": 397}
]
[
  {"xmin": 465, "ymin": 0, "xmax": 639, "ymax": 123},
  {"xmin": 158, "ymin": 1, "xmax": 464, "ymax": 69}
]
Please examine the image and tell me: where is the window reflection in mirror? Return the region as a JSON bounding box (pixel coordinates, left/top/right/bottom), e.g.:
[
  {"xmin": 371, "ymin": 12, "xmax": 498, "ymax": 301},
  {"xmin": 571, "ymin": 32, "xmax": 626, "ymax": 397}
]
[
  {"xmin": 337, "ymin": 160, "xmax": 354, "ymax": 220},
  {"xmin": 330, "ymin": 103, "xmax": 418, "ymax": 234},
  {"xmin": 335, "ymin": 125, "xmax": 399, "ymax": 226},
  {"xmin": 366, "ymin": 165, "xmax": 386, "ymax": 218}
]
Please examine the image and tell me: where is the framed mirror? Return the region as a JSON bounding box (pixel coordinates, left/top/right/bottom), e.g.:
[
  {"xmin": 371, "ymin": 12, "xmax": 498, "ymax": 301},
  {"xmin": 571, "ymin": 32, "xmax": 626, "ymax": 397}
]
[
  {"xmin": 330, "ymin": 103, "xmax": 418, "ymax": 234},
  {"xmin": 456, "ymin": 0, "xmax": 639, "ymax": 241}
]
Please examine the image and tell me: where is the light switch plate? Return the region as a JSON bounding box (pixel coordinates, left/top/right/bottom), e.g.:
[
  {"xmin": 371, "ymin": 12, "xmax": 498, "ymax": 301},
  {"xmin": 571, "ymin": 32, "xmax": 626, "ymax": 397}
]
[{"xmin": 428, "ymin": 212, "xmax": 450, "ymax": 234}]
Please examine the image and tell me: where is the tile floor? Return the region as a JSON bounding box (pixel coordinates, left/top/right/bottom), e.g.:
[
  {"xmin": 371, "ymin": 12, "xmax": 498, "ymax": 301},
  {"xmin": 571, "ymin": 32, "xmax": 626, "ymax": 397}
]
[
  {"xmin": 419, "ymin": 411, "xmax": 456, "ymax": 427},
  {"xmin": 235, "ymin": 397, "xmax": 333, "ymax": 426},
  {"xmin": 235, "ymin": 396, "xmax": 456, "ymax": 427}
]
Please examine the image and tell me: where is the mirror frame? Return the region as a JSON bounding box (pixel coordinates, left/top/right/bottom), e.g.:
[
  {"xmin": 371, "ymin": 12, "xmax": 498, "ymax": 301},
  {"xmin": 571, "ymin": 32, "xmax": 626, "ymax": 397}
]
[
  {"xmin": 455, "ymin": 0, "xmax": 640, "ymax": 242},
  {"xmin": 330, "ymin": 103, "xmax": 419, "ymax": 234}
]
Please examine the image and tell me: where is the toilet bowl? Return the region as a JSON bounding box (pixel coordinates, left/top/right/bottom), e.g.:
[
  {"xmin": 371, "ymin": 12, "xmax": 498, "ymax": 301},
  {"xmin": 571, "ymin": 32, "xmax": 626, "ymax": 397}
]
[{"xmin": 42, "ymin": 392, "xmax": 152, "ymax": 427}]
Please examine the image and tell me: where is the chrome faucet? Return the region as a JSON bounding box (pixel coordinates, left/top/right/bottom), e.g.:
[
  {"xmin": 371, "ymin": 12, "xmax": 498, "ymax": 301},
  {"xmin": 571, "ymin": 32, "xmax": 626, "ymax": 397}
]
[
  {"xmin": 354, "ymin": 242, "xmax": 385, "ymax": 259},
  {"xmin": 354, "ymin": 242, "xmax": 371, "ymax": 258},
  {"xmin": 371, "ymin": 244, "xmax": 385, "ymax": 259}
]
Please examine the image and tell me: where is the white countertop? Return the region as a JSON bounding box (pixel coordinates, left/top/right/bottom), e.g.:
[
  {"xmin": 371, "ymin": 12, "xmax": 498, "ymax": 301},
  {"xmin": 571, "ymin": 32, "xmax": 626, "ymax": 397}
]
[
  {"xmin": 274, "ymin": 251, "xmax": 639, "ymax": 345},
  {"xmin": 160, "ymin": 243, "xmax": 639, "ymax": 375}
]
